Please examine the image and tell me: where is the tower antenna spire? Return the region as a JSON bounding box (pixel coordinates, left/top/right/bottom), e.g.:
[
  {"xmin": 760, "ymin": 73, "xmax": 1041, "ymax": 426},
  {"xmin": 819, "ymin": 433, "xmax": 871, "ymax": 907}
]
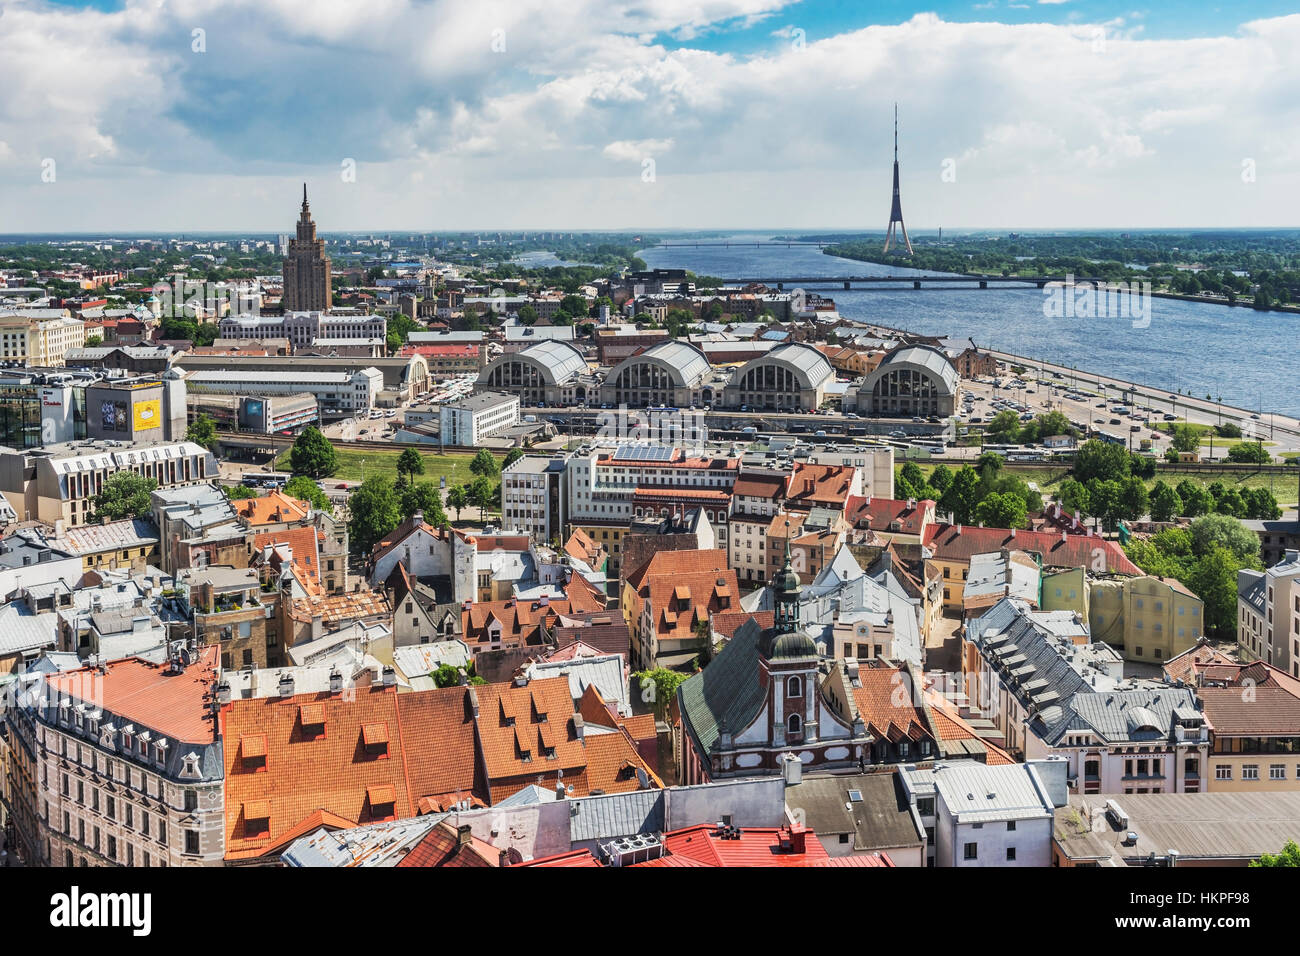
[{"xmin": 883, "ymin": 102, "xmax": 913, "ymax": 256}]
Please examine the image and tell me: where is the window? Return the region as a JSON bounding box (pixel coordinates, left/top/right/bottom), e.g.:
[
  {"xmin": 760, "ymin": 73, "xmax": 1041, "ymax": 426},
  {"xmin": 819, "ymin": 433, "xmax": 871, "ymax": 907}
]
[
  {"xmin": 184, "ymin": 790, "xmax": 198, "ymax": 813},
  {"xmin": 1007, "ymin": 821, "xmax": 1016, "ymax": 831},
  {"xmin": 184, "ymin": 830, "xmax": 199, "ymax": 855},
  {"xmin": 963, "ymin": 842, "xmax": 978, "ymax": 860},
  {"xmin": 1006, "ymin": 847, "xmax": 1016, "ymax": 861},
  {"xmin": 1270, "ymin": 765, "xmax": 1286, "ymax": 780},
  {"xmin": 787, "ymin": 713, "xmax": 802, "ymax": 737},
  {"xmin": 1242, "ymin": 765, "xmax": 1259, "ymax": 781}
]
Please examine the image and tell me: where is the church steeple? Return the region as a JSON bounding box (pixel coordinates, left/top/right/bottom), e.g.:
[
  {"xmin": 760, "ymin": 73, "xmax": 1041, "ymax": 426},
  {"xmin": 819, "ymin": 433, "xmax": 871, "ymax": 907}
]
[{"xmin": 773, "ymin": 539, "xmax": 801, "ymax": 635}]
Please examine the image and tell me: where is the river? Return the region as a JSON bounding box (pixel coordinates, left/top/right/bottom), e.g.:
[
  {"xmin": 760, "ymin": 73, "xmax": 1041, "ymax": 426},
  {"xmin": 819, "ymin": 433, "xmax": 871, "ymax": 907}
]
[{"xmin": 638, "ymin": 237, "xmax": 1299, "ymax": 418}]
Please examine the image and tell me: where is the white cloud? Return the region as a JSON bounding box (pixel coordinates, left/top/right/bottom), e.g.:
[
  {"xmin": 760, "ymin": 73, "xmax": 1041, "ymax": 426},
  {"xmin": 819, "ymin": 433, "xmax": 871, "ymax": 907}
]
[{"xmin": 0, "ymin": 3, "xmax": 1296, "ymax": 229}]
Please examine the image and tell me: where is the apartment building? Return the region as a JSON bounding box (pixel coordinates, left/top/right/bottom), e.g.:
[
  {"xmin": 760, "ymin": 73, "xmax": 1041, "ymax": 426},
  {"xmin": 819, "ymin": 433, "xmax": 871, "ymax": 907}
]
[
  {"xmin": 24, "ymin": 647, "xmax": 225, "ymax": 867},
  {"xmin": 0, "ymin": 439, "xmax": 219, "ymax": 527},
  {"xmin": 439, "ymin": 391, "xmax": 519, "ymax": 446},
  {"xmin": 501, "ymin": 453, "xmax": 568, "ymax": 544},
  {"xmin": 1238, "ymin": 550, "xmax": 1300, "ymax": 677},
  {"xmin": 0, "ymin": 311, "xmax": 86, "ymax": 366}
]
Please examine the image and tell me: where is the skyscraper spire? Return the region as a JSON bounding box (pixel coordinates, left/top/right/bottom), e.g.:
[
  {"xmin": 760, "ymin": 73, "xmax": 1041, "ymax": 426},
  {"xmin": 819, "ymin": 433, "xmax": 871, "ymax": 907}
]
[
  {"xmin": 883, "ymin": 102, "xmax": 914, "ymax": 256},
  {"xmin": 301, "ymin": 182, "xmax": 309, "ymax": 214}
]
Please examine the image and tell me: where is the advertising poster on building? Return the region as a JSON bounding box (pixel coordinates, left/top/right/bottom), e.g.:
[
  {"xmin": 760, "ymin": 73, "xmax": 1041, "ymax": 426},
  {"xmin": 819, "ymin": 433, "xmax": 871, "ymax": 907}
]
[
  {"xmin": 132, "ymin": 398, "xmax": 162, "ymax": 431},
  {"xmin": 99, "ymin": 400, "xmax": 130, "ymax": 432}
]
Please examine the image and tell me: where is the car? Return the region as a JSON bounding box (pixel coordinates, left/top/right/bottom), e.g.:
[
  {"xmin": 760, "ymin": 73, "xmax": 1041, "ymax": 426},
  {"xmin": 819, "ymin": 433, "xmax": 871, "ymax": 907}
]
[
  {"xmin": 1163, "ymin": 413, "xmax": 1177, "ymax": 421},
  {"xmin": 1110, "ymin": 418, "xmax": 1122, "ymax": 425},
  {"xmin": 1095, "ymin": 418, "xmax": 1105, "ymax": 424},
  {"xmin": 1096, "ymin": 402, "xmax": 1107, "ymax": 408},
  {"xmin": 970, "ymin": 417, "xmax": 983, "ymax": 424},
  {"xmin": 928, "ymin": 416, "xmax": 941, "ymax": 423},
  {"xmin": 1251, "ymin": 414, "xmax": 1261, "ymax": 420},
  {"xmin": 1130, "ymin": 425, "xmax": 1142, "ymax": 432},
  {"xmin": 912, "ymin": 416, "xmax": 925, "ymax": 423}
]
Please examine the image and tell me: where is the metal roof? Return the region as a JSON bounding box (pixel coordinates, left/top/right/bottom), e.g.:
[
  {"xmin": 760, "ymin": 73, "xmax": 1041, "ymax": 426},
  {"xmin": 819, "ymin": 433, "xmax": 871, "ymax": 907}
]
[
  {"xmin": 932, "ymin": 762, "xmax": 1054, "ymax": 824},
  {"xmin": 609, "ymin": 340, "xmax": 711, "ymax": 387}
]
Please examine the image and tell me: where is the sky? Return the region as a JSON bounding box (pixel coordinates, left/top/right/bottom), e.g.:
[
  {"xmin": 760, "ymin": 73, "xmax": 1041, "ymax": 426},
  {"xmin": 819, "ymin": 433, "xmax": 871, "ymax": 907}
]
[{"xmin": 1, "ymin": 0, "xmax": 1299, "ymax": 232}]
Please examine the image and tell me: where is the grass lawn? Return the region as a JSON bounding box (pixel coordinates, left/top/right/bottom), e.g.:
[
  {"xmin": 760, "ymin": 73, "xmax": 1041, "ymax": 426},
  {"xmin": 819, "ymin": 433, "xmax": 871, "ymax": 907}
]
[
  {"xmin": 1197, "ymin": 438, "xmax": 1277, "ymax": 449},
  {"xmin": 277, "ymin": 447, "xmax": 497, "ymax": 486}
]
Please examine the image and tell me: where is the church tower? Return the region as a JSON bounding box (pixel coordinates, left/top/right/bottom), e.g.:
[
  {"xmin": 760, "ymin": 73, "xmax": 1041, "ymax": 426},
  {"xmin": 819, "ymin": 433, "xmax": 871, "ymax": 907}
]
[{"xmin": 282, "ymin": 184, "xmax": 332, "ymax": 312}]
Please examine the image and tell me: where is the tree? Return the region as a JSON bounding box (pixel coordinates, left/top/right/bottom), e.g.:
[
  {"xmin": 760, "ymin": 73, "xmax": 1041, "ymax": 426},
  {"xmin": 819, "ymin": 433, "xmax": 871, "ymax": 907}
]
[
  {"xmin": 446, "ymin": 483, "xmax": 469, "ymax": 520},
  {"xmin": 985, "ymin": 411, "xmax": 1021, "ymax": 441},
  {"xmin": 939, "ymin": 467, "xmax": 981, "ymax": 524},
  {"xmin": 1226, "ymin": 442, "xmax": 1271, "ymax": 464},
  {"xmin": 283, "ymin": 475, "xmax": 332, "ymax": 512},
  {"xmin": 92, "ymin": 472, "xmax": 158, "ymax": 521},
  {"xmin": 347, "ymin": 476, "xmax": 402, "ymax": 553},
  {"xmin": 468, "ymin": 475, "xmax": 496, "ymax": 520},
  {"xmin": 1129, "ymin": 453, "xmax": 1156, "ymax": 480},
  {"xmin": 1188, "ymin": 513, "xmax": 1260, "ymax": 563},
  {"xmin": 224, "ymin": 484, "xmax": 259, "ymax": 500},
  {"xmin": 399, "ymin": 481, "xmax": 447, "ymax": 526},
  {"xmin": 1244, "ymin": 487, "xmax": 1282, "ymax": 520},
  {"xmin": 1213, "ymin": 487, "xmax": 1247, "ymax": 517},
  {"xmin": 396, "ymin": 448, "xmax": 425, "ymax": 488},
  {"xmin": 503, "ymin": 447, "xmax": 524, "ymax": 470},
  {"xmin": 1116, "ymin": 475, "xmax": 1150, "ymax": 522},
  {"xmin": 560, "ymin": 294, "xmax": 588, "ymax": 318},
  {"xmin": 1025, "ymin": 410, "xmax": 1074, "ymax": 443},
  {"xmin": 929, "ymin": 464, "xmax": 953, "ymax": 495},
  {"xmin": 1058, "ymin": 478, "xmax": 1091, "ymax": 519},
  {"xmin": 974, "ymin": 491, "xmax": 1027, "ymax": 530},
  {"xmin": 1189, "ymin": 546, "xmax": 1246, "ymax": 637},
  {"xmin": 185, "ymin": 413, "xmax": 218, "ymax": 450},
  {"xmin": 1168, "ymin": 423, "xmax": 1202, "ymax": 454},
  {"xmin": 976, "ymin": 451, "xmax": 1005, "ymax": 477},
  {"xmin": 517, "ymin": 305, "xmax": 538, "ymax": 326},
  {"xmin": 289, "ymin": 426, "xmax": 338, "ymax": 478},
  {"xmin": 1252, "ymin": 840, "xmax": 1300, "ymax": 867},
  {"xmin": 1148, "ymin": 481, "xmax": 1183, "ymax": 523},
  {"xmin": 1073, "ymin": 439, "xmax": 1131, "ymax": 484},
  {"xmin": 632, "ymin": 668, "xmax": 687, "ymax": 720},
  {"xmin": 899, "ymin": 462, "xmax": 926, "ymax": 496},
  {"xmin": 431, "ymin": 664, "xmax": 464, "ymax": 689},
  {"xmin": 1176, "ymin": 480, "xmax": 1213, "ymax": 517},
  {"xmin": 1086, "ymin": 478, "xmax": 1123, "ymax": 531},
  {"xmin": 469, "ymin": 449, "xmax": 499, "ymax": 478},
  {"xmin": 84, "ymin": 334, "xmax": 104, "ymax": 347}
]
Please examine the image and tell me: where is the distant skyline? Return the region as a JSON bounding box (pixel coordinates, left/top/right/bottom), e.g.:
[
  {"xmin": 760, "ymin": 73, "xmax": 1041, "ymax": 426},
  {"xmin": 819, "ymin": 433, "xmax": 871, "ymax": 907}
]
[{"xmin": 2, "ymin": 1, "xmax": 1299, "ymax": 232}]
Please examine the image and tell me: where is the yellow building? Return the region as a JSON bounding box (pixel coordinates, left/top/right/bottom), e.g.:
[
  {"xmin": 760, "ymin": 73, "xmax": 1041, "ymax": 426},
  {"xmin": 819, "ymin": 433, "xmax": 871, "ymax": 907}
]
[
  {"xmin": 1041, "ymin": 568, "xmax": 1088, "ymax": 622},
  {"xmin": 1089, "ymin": 575, "xmax": 1204, "ymax": 664},
  {"xmin": 0, "ymin": 311, "xmax": 85, "ymax": 366},
  {"xmin": 1200, "ymin": 662, "xmax": 1300, "ymax": 793}
]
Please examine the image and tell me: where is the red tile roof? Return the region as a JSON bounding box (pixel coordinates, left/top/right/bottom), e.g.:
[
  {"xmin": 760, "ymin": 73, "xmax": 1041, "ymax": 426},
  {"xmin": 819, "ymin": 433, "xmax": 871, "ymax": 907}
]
[
  {"xmin": 785, "ymin": 462, "xmax": 855, "ymax": 510},
  {"xmin": 396, "ymin": 821, "xmax": 500, "ymax": 867},
  {"xmin": 232, "ymin": 491, "xmax": 311, "ymax": 526},
  {"xmin": 851, "ymin": 668, "xmax": 934, "ymax": 745},
  {"xmin": 923, "ymin": 523, "xmax": 1141, "ymax": 575},
  {"xmin": 625, "ymin": 549, "xmax": 739, "ymax": 648},
  {"xmin": 462, "ymin": 586, "xmax": 604, "ymax": 649},
  {"xmin": 845, "ymin": 496, "xmax": 935, "ymax": 535}
]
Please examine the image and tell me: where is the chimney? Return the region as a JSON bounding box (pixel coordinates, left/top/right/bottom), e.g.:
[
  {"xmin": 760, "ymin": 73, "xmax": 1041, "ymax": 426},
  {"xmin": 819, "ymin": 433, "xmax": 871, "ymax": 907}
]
[
  {"xmin": 329, "ymin": 668, "xmax": 343, "ymax": 694},
  {"xmin": 1061, "ymin": 531, "xmax": 1068, "ymax": 543},
  {"xmin": 413, "ymin": 511, "xmax": 423, "ymax": 526},
  {"xmin": 555, "ymin": 778, "xmax": 567, "ymax": 800},
  {"xmin": 456, "ymin": 824, "xmax": 473, "ymax": 848},
  {"xmin": 1009, "ymin": 528, "xmax": 1016, "ymax": 538},
  {"xmin": 573, "ymin": 714, "xmax": 585, "ymax": 741},
  {"xmin": 468, "ymin": 686, "xmax": 480, "ymax": 718},
  {"xmin": 277, "ymin": 673, "xmax": 294, "ymax": 698},
  {"xmin": 215, "ymin": 681, "xmax": 231, "ymax": 706},
  {"xmin": 382, "ymin": 665, "xmax": 396, "ymax": 687},
  {"xmin": 787, "ymin": 823, "xmax": 807, "ymax": 855}
]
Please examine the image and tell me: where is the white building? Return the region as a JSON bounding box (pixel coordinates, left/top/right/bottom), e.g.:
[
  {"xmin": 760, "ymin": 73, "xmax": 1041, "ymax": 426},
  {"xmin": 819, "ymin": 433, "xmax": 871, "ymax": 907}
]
[
  {"xmin": 218, "ymin": 311, "xmax": 386, "ymax": 349},
  {"xmin": 930, "ymin": 760, "xmax": 1066, "ymax": 867},
  {"xmin": 501, "ymin": 453, "xmax": 569, "ymax": 544},
  {"xmin": 439, "ymin": 391, "xmax": 519, "ymax": 446},
  {"xmin": 184, "ymin": 367, "xmax": 382, "ymax": 419}
]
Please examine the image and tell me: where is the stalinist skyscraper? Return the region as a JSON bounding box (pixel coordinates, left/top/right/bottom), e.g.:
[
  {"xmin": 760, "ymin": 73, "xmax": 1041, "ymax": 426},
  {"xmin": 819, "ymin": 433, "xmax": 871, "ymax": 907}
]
[{"xmin": 281, "ymin": 184, "xmax": 332, "ymax": 312}]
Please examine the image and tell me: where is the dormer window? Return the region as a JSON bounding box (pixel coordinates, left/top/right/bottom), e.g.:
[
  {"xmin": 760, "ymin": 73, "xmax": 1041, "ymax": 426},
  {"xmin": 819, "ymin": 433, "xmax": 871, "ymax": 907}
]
[
  {"xmin": 120, "ymin": 724, "xmax": 135, "ymax": 752},
  {"xmin": 100, "ymin": 722, "xmax": 118, "ymax": 750},
  {"xmin": 366, "ymin": 785, "xmax": 396, "ymax": 822},
  {"xmin": 153, "ymin": 738, "xmax": 169, "ymax": 767},
  {"xmin": 362, "ymin": 722, "xmax": 390, "ymax": 758},
  {"xmin": 240, "ymin": 734, "xmax": 268, "ymax": 772},
  {"xmin": 179, "ymin": 752, "xmax": 202, "ymax": 780},
  {"xmin": 299, "ymin": 703, "xmax": 326, "ymax": 741},
  {"xmin": 242, "ymin": 800, "xmax": 270, "ymax": 838}
]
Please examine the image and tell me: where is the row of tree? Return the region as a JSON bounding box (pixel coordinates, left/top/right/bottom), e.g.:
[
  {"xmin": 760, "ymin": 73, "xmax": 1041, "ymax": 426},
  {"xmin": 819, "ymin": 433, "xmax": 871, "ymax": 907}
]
[{"xmin": 895, "ymin": 454, "xmax": 1042, "ymax": 530}]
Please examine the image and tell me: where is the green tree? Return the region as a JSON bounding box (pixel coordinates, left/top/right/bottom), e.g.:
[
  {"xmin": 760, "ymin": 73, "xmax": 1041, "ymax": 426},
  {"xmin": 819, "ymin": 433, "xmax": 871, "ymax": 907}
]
[
  {"xmin": 976, "ymin": 451, "xmax": 1006, "ymax": 477},
  {"xmin": 399, "ymin": 481, "xmax": 447, "ymax": 526},
  {"xmin": 1226, "ymin": 442, "xmax": 1270, "ymax": 464},
  {"xmin": 185, "ymin": 413, "xmax": 218, "ymax": 449},
  {"xmin": 396, "ymin": 448, "xmax": 425, "ymax": 488},
  {"xmin": 929, "ymin": 464, "xmax": 953, "ymax": 495},
  {"xmin": 974, "ymin": 491, "xmax": 1027, "ymax": 530},
  {"xmin": 84, "ymin": 334, "xmax": 104, "ymax": 347},
  {"xmin": 347, "ymin": 476, "xmax": 402, "ymax": 553},
  {"xmin": 517, "ymin": 305, "xmax": 538, "ymax": 326},
  {"xmin": 1058, "ymin": 478, "xmax": 1091, "ymax": 519},
  {"xmin": 468, "ymin": 475, "xmax": 496, "ymax": 520},
  {"xmin": 224, "ymin": 484, "xmax": 259, "ymax": 501},
  {"xmin": 560, "ymin": 294, "xmax": 588, "ymax": 318},
  {"xmin": 1189, "ymin": 546, "xmax": 1246, "ymax": 637},
  {"xmin": 1213, "ymin": 487, "xmax": 1247, "ymax": 517},
  {"xmin": 939, "ymin": 467, "xmax": 981, "ymax": 524},
  {"xmin": 470, "ymin": 449, "xmax": 500, "ymax": 478},
  {"xmin": 1168, "ymin": 423, "xmax": 1202, "ymax": 454},
  {"xmin": 1188, "ymin": 513, "xmax": 1260, "ymax": 563},
  {"xmin": 1176, "ymin": 480, "xmax": 1213, "ymax": 517},
  {"xmin": 446, "ymin": 483, "xmax": 469, "ymax": 520},
  {"xmin": 92, "ymin": 472, "xmax": 158, "ymax": 521},
  {"xmin": 985, "ymin": 411, "xmax": 1021, "ymax": 441},
  {"xmin": 1244, "ymin": 487, "xmax": 1282, "ymax": 521},
  {"xmin": 1073, "ymin": 439, "xmax": 1131, "ymax": 484},
  {"xmin": 431, "ymin": 664, "xmax": 464, "ymax": 689},
  {"xmin": 289, "ymin": 426, "xmax": 338, "ymax": 478},
  {"xmin": 283, "ymin": 475, "xmax": 332, "ymax": 512},
  {"xmin": 503, "ymin": 447, "xmax": 525, "ymax": 470},
  {"xmin": 1148, "ymin": 481, "xmax": 1183, "ymax": 523},
  {"xmin": 899, "ymin": 462, "xmax": 926, "ymax": 497},
  {"xmin": 1116, "ymin": 475, "xmax": 1150, "ymax": 522},
  {"xmin": 1086, "ymin": 478, "xmax": 1123, "ymax": 531},
  {"xmin": 632, "ymin": 668, "xmax": 687, "ymax": 720},
  {"xmin": 1252, "ymin": 840, "xmax": 1300, "ymax": 867}
]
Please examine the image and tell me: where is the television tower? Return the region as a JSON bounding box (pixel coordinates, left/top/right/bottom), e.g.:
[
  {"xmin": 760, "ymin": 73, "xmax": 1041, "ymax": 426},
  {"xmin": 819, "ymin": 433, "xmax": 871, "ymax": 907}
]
[{"xmin": 883, "ymin": 103, "xmax": 913, "ymax": 256}]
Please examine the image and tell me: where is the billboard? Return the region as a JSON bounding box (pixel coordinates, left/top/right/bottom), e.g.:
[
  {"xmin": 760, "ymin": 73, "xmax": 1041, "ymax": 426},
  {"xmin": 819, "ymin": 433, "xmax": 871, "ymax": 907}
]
[
  {"xmin": 100, "ymin": 400, "xmax": 129, "ymax": 433},
  {"xmin": 132, "ymin": 398, "xmax": 162, "ymax": 431}
]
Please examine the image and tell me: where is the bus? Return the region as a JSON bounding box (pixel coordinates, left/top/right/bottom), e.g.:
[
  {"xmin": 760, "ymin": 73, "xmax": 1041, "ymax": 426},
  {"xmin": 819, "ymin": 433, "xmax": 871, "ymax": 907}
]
[{"xmin": 242, "ymin": 471, "xmax": 292, "ymax": 489}]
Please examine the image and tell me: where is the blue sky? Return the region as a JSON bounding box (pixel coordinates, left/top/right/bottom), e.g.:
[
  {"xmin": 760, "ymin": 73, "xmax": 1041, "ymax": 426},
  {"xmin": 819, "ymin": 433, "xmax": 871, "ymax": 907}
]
[{"xmin": 2, "ymin": 0, "xmax": 1298, "ymax": 231}]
